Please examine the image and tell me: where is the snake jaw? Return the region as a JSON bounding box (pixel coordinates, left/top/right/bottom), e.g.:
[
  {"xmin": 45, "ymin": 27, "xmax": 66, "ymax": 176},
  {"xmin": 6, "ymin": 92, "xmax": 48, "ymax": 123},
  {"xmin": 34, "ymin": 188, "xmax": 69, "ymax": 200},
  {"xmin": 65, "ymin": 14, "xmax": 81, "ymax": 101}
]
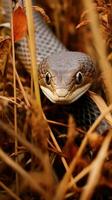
[
  {"xmin": 40, "ymin": 83, "xmax": 91, "ymax": 104},
  {"xmin": 68, "ymin": 83, "xmax": 91, "ymax": 103}
]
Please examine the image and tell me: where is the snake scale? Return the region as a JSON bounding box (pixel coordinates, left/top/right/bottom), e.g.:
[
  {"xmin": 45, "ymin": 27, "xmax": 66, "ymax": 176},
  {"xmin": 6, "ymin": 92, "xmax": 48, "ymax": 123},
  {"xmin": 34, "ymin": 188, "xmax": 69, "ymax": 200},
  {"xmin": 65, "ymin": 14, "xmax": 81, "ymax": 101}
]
[{"xmin": 2, "ymin": 0, "xmax": 109, "ymax": 135}]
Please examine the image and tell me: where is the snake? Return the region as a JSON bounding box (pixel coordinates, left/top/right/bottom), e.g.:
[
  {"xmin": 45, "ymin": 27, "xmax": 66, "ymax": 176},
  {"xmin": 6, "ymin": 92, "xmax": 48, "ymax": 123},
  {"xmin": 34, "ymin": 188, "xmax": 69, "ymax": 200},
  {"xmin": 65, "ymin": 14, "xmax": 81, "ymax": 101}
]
[{"xmin": 2, "ymin": 0, "xmax": 110, "ymax": 135}]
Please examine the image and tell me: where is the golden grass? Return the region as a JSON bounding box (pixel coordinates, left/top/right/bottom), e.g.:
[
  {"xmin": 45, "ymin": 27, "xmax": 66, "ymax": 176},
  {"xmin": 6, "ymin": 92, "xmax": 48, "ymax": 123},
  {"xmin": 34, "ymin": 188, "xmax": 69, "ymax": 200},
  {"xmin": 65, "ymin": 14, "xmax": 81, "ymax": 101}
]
[
  {"xmin": 54, "ymin": 103, "xmax": 112, "ymax": 200},
  {"xmin": 24, "ymin": 0, "xmax": 41, "ymax": 107},
  {"xmin": 80, "ymin": 132, "xmax": 112, "ymax": 200},
  {"xmin": 11, "ymin": 2, "xmax": 19, "ymax": 194},
  {"xmin": 0, "ymin": 0, "xmax": 112, "ymax": 200},
  {"xmin": 0, "ymin": 180, "xmax": 20, "ymax": 200},
  {"xmin": 83, "ymin": 0, "xmax": 112, "ymax": 103}
]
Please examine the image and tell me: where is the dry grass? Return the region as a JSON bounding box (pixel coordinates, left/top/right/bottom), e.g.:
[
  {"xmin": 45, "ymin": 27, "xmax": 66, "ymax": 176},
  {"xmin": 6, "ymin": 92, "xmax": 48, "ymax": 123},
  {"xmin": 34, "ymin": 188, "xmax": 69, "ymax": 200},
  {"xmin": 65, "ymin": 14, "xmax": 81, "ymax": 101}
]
[
  {"xmin": 83, "ymin": 0, "xmax": 112, "ymax": 103},
  {"xmin": 0, "ymin": 0, "xmax": 112, "ymax": 200}
]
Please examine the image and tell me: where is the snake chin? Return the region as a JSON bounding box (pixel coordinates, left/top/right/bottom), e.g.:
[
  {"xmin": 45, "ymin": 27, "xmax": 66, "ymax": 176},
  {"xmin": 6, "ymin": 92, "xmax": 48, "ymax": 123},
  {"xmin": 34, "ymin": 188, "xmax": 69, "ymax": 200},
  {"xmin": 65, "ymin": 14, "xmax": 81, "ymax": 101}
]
[{"xmin": 40, "ymin": 83, "xmax": 91, "ymax": 104}]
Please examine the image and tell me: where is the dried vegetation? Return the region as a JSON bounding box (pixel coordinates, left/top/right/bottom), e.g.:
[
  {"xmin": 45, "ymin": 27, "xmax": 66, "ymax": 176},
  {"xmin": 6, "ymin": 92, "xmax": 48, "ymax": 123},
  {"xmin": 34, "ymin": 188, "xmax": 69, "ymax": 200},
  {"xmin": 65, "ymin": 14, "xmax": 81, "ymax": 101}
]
[{"xmin": 0, "ymin": 0, "xmax": 112, "ymax": 200}]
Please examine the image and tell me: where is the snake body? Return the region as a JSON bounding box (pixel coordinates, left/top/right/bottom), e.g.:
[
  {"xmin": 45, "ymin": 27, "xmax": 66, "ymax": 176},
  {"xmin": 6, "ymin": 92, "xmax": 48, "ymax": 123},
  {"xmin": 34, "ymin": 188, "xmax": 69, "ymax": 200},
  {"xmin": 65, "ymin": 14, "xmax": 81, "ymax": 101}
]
[
  {"xmin": 2, "ymin": 0, "xmax": 109, "ymax": 134},
  {"xmin": 16, "ymin": 12, "xmax": 66, "ymax": 68}
]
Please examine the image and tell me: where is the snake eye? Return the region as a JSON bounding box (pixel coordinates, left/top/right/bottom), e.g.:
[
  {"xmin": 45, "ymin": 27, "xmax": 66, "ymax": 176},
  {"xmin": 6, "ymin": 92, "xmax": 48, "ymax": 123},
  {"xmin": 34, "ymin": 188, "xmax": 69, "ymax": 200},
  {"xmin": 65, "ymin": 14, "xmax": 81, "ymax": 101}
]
[
  {"xmin": 75, "ymin": 71, "xmax": 83, "ymax": 84},
  {"xmin": 45, "ymin": 71, "xmax": 52, "ymax": 85}
]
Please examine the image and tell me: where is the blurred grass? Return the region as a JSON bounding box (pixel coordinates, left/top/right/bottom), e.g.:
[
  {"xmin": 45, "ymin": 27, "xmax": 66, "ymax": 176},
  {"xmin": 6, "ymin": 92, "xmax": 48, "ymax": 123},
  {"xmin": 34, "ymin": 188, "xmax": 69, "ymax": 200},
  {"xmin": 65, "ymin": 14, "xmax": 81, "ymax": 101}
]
[{"xmin": 0, "ymin": 0, "xmax": 112, "ymax": 200}]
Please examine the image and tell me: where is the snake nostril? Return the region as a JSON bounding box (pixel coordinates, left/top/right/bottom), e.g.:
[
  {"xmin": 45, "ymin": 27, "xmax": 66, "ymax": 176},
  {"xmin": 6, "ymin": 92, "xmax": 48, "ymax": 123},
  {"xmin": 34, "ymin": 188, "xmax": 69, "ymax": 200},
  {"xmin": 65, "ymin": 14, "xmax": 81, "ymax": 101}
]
[{"xmin": 56, "ymin": 89, "xmax": 68, "ymax": 97}]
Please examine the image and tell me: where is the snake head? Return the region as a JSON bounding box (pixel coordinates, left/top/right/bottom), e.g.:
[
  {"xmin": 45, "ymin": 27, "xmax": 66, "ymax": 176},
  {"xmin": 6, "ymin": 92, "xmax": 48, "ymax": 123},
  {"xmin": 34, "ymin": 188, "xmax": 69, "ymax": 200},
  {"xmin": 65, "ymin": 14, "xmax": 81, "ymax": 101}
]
[{"xmin": 38, "ymin": 51, "xmax": 96, "ymax": 104}]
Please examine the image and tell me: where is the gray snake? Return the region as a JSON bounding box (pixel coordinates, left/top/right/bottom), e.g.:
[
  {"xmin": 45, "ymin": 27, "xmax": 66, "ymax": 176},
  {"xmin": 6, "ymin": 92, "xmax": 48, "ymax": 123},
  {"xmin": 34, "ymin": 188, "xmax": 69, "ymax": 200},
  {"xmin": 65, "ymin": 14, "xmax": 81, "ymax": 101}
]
[{"xmin": 2, "ymin": 0, "xmax": 109, "ymax": 134}]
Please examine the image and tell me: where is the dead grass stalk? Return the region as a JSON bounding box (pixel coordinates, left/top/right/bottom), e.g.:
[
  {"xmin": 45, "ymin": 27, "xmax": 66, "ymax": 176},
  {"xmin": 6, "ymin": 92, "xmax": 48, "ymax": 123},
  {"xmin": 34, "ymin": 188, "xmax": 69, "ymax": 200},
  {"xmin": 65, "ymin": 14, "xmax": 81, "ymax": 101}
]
[{"xmin": 83, "ymin": 0, "xmax": 112, "ymax": 103}]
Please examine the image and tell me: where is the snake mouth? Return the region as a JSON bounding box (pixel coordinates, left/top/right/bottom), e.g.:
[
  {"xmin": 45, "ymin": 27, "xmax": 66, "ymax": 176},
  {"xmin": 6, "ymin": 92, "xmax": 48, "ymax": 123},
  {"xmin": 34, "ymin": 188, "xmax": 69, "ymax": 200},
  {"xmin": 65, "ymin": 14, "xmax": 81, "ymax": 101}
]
[{"xmin": 40, "ymin": 83, "xmax": 91, "ymax": 104}]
